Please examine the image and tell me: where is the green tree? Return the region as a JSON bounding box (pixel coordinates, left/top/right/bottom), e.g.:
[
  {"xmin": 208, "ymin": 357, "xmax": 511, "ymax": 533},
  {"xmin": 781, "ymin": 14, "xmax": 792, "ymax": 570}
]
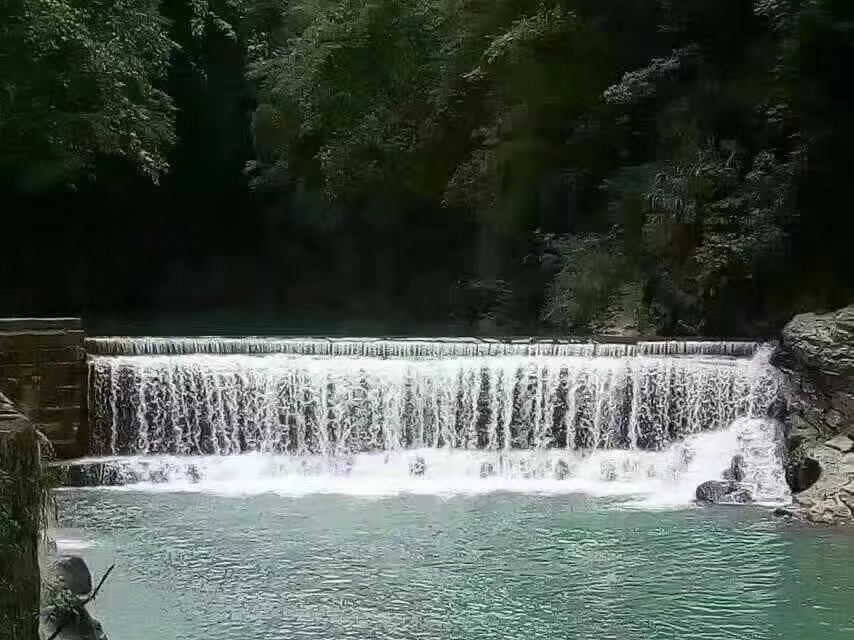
[{"xmin": 0, "ymin": 0, "xmax": 177, "ymax": 186}]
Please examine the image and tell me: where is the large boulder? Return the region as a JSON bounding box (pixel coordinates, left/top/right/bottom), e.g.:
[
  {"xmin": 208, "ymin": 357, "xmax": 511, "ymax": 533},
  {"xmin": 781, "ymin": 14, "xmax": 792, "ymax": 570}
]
[
  {"xmin": 54, "ymin": 556, "xmax": 92, "ymax": 596},
  {"xmin": 780, "ymin": 305, "xmax": 854, "ymax": 377},
  {"xmin": 775, "ymin": 304, "xmax": 854, "ymax": 524},
  {"xmin": 41, "ymin": 556, "xmax": 108, "ymax": 640},
  {"xmin": 696, "ymin": 480, "xmax": 753, "ymax": 505}
]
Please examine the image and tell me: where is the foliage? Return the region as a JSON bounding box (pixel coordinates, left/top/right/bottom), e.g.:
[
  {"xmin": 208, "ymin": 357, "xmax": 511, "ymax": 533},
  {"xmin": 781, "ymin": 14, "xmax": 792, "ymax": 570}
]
[
  {"xmin": 3, "ymin": 0, "xmax": 854, "ymax": 335},
  {"xmin": 249, "ymin": 0, "xmax": 603, "ymax": 214},
  {"xmin": 0, "ymin": 427, "xmax": 52, "ymax": 640},
  {"xmin": 0, "ymin": 0, "xmax": 177, "ymax": 185},
  {"xmin": 534, "ymin": 0, "xmax": 820, "ymax": 334}
]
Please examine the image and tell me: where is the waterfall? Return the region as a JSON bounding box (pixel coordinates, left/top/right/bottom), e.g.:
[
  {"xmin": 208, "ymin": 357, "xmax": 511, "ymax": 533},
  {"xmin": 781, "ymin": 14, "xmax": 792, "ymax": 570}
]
[
  {"xmin": 87, "ymin": 339, "xmax": 780, "ymax": 457},
  {"xmin": 85, "ymin": 336, "xmax": 761, "ymax": 357}
]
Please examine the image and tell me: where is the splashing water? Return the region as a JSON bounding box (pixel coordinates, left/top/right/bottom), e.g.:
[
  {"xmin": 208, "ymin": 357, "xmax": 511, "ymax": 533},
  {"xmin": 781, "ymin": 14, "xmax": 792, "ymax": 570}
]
[
  {"xmin": 79, "ymin": 338, "xmax": 787, "ymax": 504},
  {"xmin": 63, "ymin": 418, "xmax": 788, "ymax": 506},
  {"xmin": 87, "ymin": 343, "xmax": 779, "ymax": 457}
]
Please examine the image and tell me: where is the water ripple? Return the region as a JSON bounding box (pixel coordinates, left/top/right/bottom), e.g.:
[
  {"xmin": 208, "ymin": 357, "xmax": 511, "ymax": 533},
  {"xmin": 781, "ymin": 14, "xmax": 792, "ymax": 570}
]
[{"xmin": 56, "ymin": 491, "xmax": 854, "ymax": 640}]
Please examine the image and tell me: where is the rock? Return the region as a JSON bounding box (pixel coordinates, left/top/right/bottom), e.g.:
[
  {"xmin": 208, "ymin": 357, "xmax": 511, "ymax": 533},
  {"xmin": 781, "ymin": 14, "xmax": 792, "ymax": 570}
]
[
  {"xmin": 722, "ymin": 455, "xmax": 746, "ymax": 482},
  {"xmin": 786, "ymin": 414, "xmax": 818, "ymax": 444},
  {"xmin": 805, "ymin": 497, "xmax": 853, "ymax": 525},
  {"xmin": 838, "ymin": 482, "xmax": 854, "ymax": 512},
  {"xmin": 60, "ymin": 463, "xmax": 129, "ymax": 487},
  {"xmin": 781, "ymin": 305, "xmax": 854, "ymax": 376},
  {"xmin": 148, "ymin": 466, "xmax": 170, "ymax": 483},
  {"xmin": 825, "ymin": 434, "xmax": 854, "ymax": 453},
  {"xmin": 824, "ymin": 409, "xmax": 846, "ymax": 429},
  {"xmin": 41, "ymin": 555, "xmax": 108, "ymax": 640},
  {"xmin": 186, "ymin": 464, "xmax": 202, "ymax": 483},
  {"xmin": 409, "ymin": 456, "xmax": 426, "ymax": 477},
  {"xmin": 804, "ymin": 406, "xmax": 827, "ymax": 429},
  {"xmin": 600, "ymin": 461, "xmax": 617, "ymax": 481},
  {"xmin": 777, "ymin": 304, "xmax": 854, "ymax": 523},
  {"xmin": 479, "ymin": 462, "xmax": 495, "ymax": 478},
  {"xmin": 55, "ymin": 556, "xmax": 92, "ymax": 596},
  {"xmin": 785, "ymin": 450, "xmax": 822, "ymax": 493},
  {"xmin": 695, "ymin": 480, "xmax": 753, "ymax": 505},
  {"xmin": 695, "ymin": 481, "xmax": 723, "ymax": 503},
  {"xmin": 773, "ymin": 506, "xmax": 798, "ymax": 518},
  {"xmin": 831, "ymin": 391, "xmax": 854, "ymax": 416},
  {"xmin": 767, "ymin": 396, "xmax": 787, "ymax": 421},
  {"xmin": 42, "ymin": 602, "xmax": 108, "ymax": 640},
  {"xmin": 790, "ymin": 444, "xmax": 854, "ymax": 524},
  {"xmin": 554, "ymin": 459, "xmax": 570, "ymax": 480}
]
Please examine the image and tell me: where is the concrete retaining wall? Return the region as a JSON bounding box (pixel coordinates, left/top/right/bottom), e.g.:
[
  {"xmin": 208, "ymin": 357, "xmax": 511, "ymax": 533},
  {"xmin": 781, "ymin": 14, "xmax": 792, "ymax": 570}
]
[{"xmin": 0, "ymin": 318, "xmax": 85, "ymax": 458}]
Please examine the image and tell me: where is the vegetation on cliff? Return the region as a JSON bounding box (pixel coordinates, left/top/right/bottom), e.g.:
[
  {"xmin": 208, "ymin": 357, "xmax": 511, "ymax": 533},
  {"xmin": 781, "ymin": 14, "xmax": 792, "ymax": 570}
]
[
  {"xmin": 2, "ymin": 0, "xmax": 853, "ymax": 336},
  {"xmin": 0, "ymin": 425, "xmax": 50, "ymax": 639}
]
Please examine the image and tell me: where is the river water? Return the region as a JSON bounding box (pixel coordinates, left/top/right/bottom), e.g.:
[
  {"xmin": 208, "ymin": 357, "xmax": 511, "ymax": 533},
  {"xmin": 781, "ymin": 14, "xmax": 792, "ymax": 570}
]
[
  {"xmin": 56, "ymin": 338, "xmax": 854, "ymax": 639},
  {"xmin": 56, "ymin": 490, "xmax": 854, "ymax": 640}
]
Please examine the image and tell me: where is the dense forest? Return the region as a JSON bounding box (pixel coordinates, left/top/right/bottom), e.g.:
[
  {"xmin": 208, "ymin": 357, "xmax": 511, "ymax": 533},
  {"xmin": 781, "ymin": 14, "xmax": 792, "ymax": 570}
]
[{"xmin": 1, "ymin": 0, "xmax": 852, "ymax": 336}]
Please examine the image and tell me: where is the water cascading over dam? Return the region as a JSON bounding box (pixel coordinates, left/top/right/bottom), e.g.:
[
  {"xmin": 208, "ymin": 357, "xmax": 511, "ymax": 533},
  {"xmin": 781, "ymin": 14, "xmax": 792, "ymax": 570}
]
[{"xmin": 80, "ymin": 337, "xmax": 788, "ymax": 503}]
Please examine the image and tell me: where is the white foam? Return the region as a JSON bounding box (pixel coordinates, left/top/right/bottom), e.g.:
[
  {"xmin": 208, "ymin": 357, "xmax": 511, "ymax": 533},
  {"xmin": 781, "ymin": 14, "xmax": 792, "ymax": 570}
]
[
  {"xmin": 54, "ymin": 537, "xmax": 95, "ymax": 551},
  {"xmin": 67, "ymin": 418, "xmax": 789, "ymax": 508}
]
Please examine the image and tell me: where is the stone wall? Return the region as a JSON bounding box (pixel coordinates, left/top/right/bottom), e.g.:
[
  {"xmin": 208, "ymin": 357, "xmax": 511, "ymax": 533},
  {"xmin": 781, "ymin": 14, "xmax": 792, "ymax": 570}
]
[
  {"xmin": 0, "ymin": 319, "xmax": 86, "ymax": 459},
  {"xmin": 773, "ymin": 305, "xmax": 854, "ymax": 524}
]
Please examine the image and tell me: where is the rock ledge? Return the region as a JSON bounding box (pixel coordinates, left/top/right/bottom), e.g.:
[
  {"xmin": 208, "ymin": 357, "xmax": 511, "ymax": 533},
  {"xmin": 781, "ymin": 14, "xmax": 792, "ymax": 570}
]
[{"xmin": 774, "ymin": 305, "xmax": 854, "ymax": 524}]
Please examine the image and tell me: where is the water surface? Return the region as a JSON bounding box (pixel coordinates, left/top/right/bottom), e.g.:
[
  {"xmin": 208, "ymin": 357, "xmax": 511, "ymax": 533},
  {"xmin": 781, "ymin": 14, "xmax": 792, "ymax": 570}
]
[{"xmin": 56, "ymin": 491, "xmax": 854, "ymax": 640}]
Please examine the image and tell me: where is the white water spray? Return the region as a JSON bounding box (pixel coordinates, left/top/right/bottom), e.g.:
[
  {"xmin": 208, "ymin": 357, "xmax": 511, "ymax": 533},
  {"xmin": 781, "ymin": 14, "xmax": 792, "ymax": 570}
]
[
  {"xmin": 78, "ymin": 338, "xmax": 787, "ymax": 505},
  {"xmin": 88, "ymin": 346, "xmax": 779, "ymax": 456},
  {"xmin": 64, "ymin": 418, "xmax": 788, "ymax": 506}
]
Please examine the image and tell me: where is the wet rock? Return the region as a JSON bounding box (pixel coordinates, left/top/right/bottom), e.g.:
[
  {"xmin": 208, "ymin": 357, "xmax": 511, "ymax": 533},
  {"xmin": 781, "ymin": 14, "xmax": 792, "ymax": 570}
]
[
  {"xmin": 148, "ymin": 465, "xmax": 170, "ymax": 483},
  {"xmin": 479, "ymin": 462, "xmax": 495, "ymax": 478},
  {"xmin": 722, "ymin": 455, "xmax": 746, "ymax": 482},
  {"xmin": 600, "ymin": 461, "xmax": 617, "ymax": 482},
  {"xmin": 186, "ymin": 464, "xmax": 202, "ymax": 483},
  {"xmin": 695, "ymin": 480, "xmax": 753, "ymax": 505},
  {"xmin": 60, "ymin": 463, "xmax": 129, "ymax": 487},
  {"xmin": 825, "ymin": 434, "xmax": 854, "ymax": 453},
  {"xmin": 679, "ymin": 447, "xmax": 696, "ymax": 467},
  {"xmin": 41, "ymin": 556, "xmax": 108, "ymax": 640},
  {"xmin": 773, "ymin": 505, "xmax": 801, "ymax": 519},
  {"xmin": 55, "ymin": 556, "xmax": 92, "ymax": 596},
  {"xmin": 824, "ymin": 409, "xmax": 845, "ymax": 430},
  {"xmin": 409, "ymin": 456, "xmax": 426, "ymax": 477},
  {"xmin": 554, "ymin": 460, "xmax": 570, "ymax": 481}
]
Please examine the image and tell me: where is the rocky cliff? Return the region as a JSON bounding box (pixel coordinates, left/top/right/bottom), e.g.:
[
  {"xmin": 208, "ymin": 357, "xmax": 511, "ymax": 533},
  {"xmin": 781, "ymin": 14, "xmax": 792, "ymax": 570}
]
[{"xmin": 774, "ymin": 305, "xmax": 854, "ymax": 524}]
